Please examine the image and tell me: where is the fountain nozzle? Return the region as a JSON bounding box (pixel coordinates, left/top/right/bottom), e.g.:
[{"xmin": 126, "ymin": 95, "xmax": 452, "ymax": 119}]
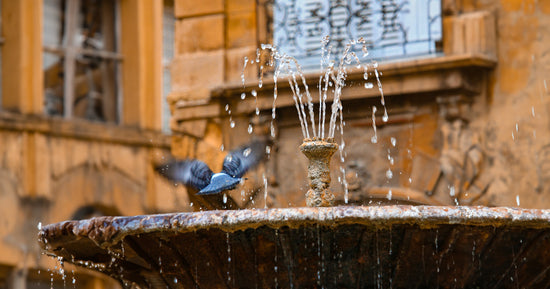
[{"xmin": 300, "ymin": 138, "xmax": 338, "ymax": 207}]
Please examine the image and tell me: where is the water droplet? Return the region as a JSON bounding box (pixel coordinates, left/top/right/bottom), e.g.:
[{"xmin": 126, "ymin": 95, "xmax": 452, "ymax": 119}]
[
  {"xmin": 248, "ymin": 124, "xmax": 253, "ymax": 134},
  {"xmin": 241, "ymin": 93, "xmax": 246, "ymax": 99},
  {"xmin": 371, "ymin": 136, "xmax": 377, "ymax": 143},
  {"xmin": 37, "ymin": 222, "xmax": 42, "ymax": 230},
  {"xmin": 266, "ymin": 146, "xmax": 271, "ymax": 154},
  {"xmin": 243, "ymin": 148, "xmax": 252, "ymax": 157},
  {"xmin": 230, "ymin": 121, "xmax": 235, "ymax": 128},
  {"xmin": 408, "ymin": 177, "xmax": 412, "ymax": 184},
  {"xmin": 382, "ymin": 111, "xmax": 389, "ymax": 122},
  {"xmin": 251, "ymin": 90, "xmax": 257, "ymax": 97},
  {"xmin": 256, "ymin": 107, "xmax": 260, "ymax": 115},
  {"xmin": 225, "ymin": 104, "xmax": 229, "ymax": 111},
  {"xmin": 364, "ymin": 82, "xmax": 373, "ymax": 89},
  {"xmin": 362, "ymin": 46, "xmax": 369, "ymax": 57},
  {"xmin": 390, "ymin": 137, "xmax": 396, "ymax": 147},
  {"xmin": 223, "ymin": 194, "xmax": 228, "ymax": 204},
  {"xmin": 220, "ymin": 144, "xmax": 225, "ymax": 151},
  {"xmin": 516, "ymin": 195, "xmax": 520, "ymax": 206},
  {"xmin": 174, "ymin": 277, "xmax": 178, "ymax": 284},
  {"xmin": 387, "ymin": 190, "xmax": 392, "ymax": 200},
  {"xmin": 449, "ymin": 186, "xmax": 456, "ymax": 197},
  {"xmin": 386, "ymin": 169, "xmax": 393, "ymax": 179}
]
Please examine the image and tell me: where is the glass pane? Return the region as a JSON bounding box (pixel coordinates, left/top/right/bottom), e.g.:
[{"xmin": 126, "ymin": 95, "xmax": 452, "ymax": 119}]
[
  {"xmin": 43, "ymin": 0, "xmax": 63, "ymax": 47},
  {"xmin": 43, "ymin": 0, "xmax": 120, "ymax": 122},
  {"xmin": 162, "ymin": 0, "xmax": 175, "ymax": 133},
  {"xmin": 273, "ymin": 0, "xmax": 442, "ymax": 69},
  {"xmin": 43, "ymin": 52, "xmax": 64, "ymax": 116},
  {"xmin": 78, "ymin": 0, "xmax": 117, "ymax": 52},
  {"xmin": 72, "ymin": 55, "xmax": 119, "ymax": 122}
]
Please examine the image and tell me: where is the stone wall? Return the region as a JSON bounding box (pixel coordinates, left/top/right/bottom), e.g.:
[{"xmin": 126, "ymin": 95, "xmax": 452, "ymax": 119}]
[
  {"xmin": 445, "ymin": 0, "xmax": 550, "ymax": 208},
  {"xmin": 168, "ymin": 0, "xmax": 550, "ymax": 209},
  {"xmin": 0, "ymin": 113, "xmax": 187, "ymax": 288}
]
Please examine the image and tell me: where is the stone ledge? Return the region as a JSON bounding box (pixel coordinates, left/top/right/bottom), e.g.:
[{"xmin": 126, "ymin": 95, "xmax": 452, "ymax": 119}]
[
  {"xmin": 0, "ymin": 111, "xmax": 172, "ymax": 148},
  {"xmin": 173, "ymin": 53, "xmax": 497, "ymax": 121}
]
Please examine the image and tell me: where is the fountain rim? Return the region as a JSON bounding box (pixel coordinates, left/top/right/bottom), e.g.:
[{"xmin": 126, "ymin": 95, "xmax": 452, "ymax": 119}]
[{"xmin": 39, "ymin": 205, "xmax": 550, "ymax": 250}]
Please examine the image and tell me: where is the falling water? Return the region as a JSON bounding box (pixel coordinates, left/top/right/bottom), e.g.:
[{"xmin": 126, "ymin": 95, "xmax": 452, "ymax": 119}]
[
  {"xmin": 252, "ymin": 38, "xmax": 379, "ymax": 142},
  {"xmin": 226, "ymin": 232, "xmax": 232, "ymax": 284},
  {"xmin": 263, "ymin": 172, "xmax": 268, "ymax": 209},
  {"xmin": 371, "ymin": 106, "xmax": 378, "ymax": 143},
  {"xmin": 225, "ymin": 104, "xmax": 235, "ymax": 128},
  {"xmin": 241, "ymin": 38, "xmax": 383, "ymax": 204}
]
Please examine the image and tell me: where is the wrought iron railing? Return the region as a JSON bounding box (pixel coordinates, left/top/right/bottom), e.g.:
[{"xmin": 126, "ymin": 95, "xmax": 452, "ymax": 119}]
[{"xmin": 268, "ymin": 0, "xmax": 442, "ymax": 70}]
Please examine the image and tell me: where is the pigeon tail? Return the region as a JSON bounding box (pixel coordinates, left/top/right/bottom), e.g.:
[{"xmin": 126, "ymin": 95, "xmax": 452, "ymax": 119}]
[{"xmin": 197, "ymin": 173, "xmax": 241, "ymax": 195}]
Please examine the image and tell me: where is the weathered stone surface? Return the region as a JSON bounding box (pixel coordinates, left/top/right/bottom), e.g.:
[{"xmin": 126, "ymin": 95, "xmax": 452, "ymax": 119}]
[
  {"xmin": 39, "ymin": 206, "xmax": 550, "ymax": 289},
  {"xmin": 443, "ymin": 11, "xmax": 496, "ymax": 58},
  {"xmin": 170, "ymin": 134, "xmax": 197, "ymax": 158},
  {"xmin": 172, "ymin": 119, "xmax": 208, "ymax": 138},
  {"xmin": 174, "ymin": 0, "xmax": 224, "ymax": 18},
  {"xmin": 196, "ymin": 122, "xmax": 225, "ymax": 171},
  {"xmin": 227, "ymin": 0, "xmax": 256, "ymax": 13},
  {"xmin": 226, "ymin": 11, "xmax": 257, "ymax": 48},
  {"xmin": 170, "ymin": 51, "xmax": 224, "ymax": 95},
  {"xmin": 175, "ymin": 15, "xmax": 224, "ymax": 54},
  {"xmin": 225, "ymin": 46, "xmax": 258, "ymax": 83},
  {"xmin": 500, "ymin": 0, "xmax": 536, "ymax": 13}
]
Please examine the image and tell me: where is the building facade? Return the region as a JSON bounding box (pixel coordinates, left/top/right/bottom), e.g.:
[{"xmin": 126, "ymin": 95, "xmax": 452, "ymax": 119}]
[
  {"xmin": 0, "ymin": 1, "xmax": 187, "ymax": 288},
  {"xmin": 170, "ymin": 0, "xmax": 550, "ymax": 210},
  {"xmin": 2, "ymin": 0, "xmax": 550, "ymax": 288}
]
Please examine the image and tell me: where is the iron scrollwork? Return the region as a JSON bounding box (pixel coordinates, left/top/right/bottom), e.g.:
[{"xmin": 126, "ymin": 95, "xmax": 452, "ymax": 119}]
[{"xmin": 269, "ymin": 0, "xmax": 442, "ymax": 69}]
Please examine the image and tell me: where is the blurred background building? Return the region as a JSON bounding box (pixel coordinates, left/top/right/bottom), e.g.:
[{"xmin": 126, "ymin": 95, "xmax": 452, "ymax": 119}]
[{"xmin": 1, "ymin": 0, "xmax": 550, "ymax": 288}]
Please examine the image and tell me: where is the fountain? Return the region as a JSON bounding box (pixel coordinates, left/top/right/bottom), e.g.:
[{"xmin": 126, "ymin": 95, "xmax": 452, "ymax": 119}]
[
  {"xmin": 38, "ymin": 40, "xmax": 550, "ymax": 288},
  {"xmin": 300, "ymin": 138, "xmax": 338, "ymax": 207}
]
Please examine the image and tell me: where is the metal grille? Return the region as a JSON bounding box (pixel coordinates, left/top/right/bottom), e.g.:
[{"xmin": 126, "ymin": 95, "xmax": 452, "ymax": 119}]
[{"xmin": 271, "ymin": 0, "xmax": 442, "ymax": 69}]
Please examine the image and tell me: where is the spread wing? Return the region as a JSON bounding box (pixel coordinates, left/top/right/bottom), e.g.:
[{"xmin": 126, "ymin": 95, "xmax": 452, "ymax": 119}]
[
  {"xmin": 222, "ymin": 139, "xmax": 269, "ymax": 178},
  {"xmin": 155, "ymin": 160, "xmax": 213, "ymax": 191}
]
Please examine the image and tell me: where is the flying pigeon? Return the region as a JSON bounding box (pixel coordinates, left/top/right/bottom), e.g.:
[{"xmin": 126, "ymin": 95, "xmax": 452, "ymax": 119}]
[{"xmin": 155, "ymin": 139, "xmax": 269, "ymax": 195}]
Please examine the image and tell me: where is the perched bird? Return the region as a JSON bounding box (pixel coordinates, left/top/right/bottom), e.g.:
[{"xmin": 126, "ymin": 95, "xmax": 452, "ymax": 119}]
[{"xmin": 155, "ymin": 139, "xmax": 269, "ymax": 195}]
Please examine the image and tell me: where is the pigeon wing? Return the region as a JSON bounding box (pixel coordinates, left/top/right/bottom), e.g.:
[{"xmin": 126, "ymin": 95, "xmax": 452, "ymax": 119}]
[
  {"xmin": 155, "ymin": 160, "xmax": 213, "ymax": 190},
  {"xmin": 221, "ymin": 139, "xmax": 268, "ymax": 178}
]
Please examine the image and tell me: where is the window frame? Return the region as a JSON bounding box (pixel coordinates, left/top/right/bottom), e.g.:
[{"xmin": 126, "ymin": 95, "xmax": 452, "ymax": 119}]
[{"xmin": 42, "ymin": 0, "xmax": 123, "ymax": 122}]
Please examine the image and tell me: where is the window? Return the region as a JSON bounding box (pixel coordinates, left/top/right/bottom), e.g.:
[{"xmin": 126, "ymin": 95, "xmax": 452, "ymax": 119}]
[
  {"xmin": 43, "ymin": 0, "xmax": 122, "ymax": 122},
  {"xmin": 271, "ymin": 0, "xmax": 442, "ymax": 69},
  {"xmin": 162, "ymin": 0, "xmax": 175, "ymax": 133}
]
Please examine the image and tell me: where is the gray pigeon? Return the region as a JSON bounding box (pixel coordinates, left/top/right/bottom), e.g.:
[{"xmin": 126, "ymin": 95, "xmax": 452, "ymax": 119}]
[{"xmin": 155, "ymin": 139, "xmax": 269, "ymax": 195}]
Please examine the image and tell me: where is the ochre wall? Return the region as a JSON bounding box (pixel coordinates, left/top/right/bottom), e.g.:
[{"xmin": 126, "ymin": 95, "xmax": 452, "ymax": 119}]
[
  {"xmin": 0, "ymin": 1, "xmax": 184, "ymax": 288},
  {"xmin": 168, "ymin": 0, "xmax": 550, "ymax": 209}
]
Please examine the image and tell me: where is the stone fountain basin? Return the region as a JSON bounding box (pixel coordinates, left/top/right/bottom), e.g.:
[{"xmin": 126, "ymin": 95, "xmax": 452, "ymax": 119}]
[{"xmin": 39, "ymin": 206, "xmax": 550, "ymax": 289}]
